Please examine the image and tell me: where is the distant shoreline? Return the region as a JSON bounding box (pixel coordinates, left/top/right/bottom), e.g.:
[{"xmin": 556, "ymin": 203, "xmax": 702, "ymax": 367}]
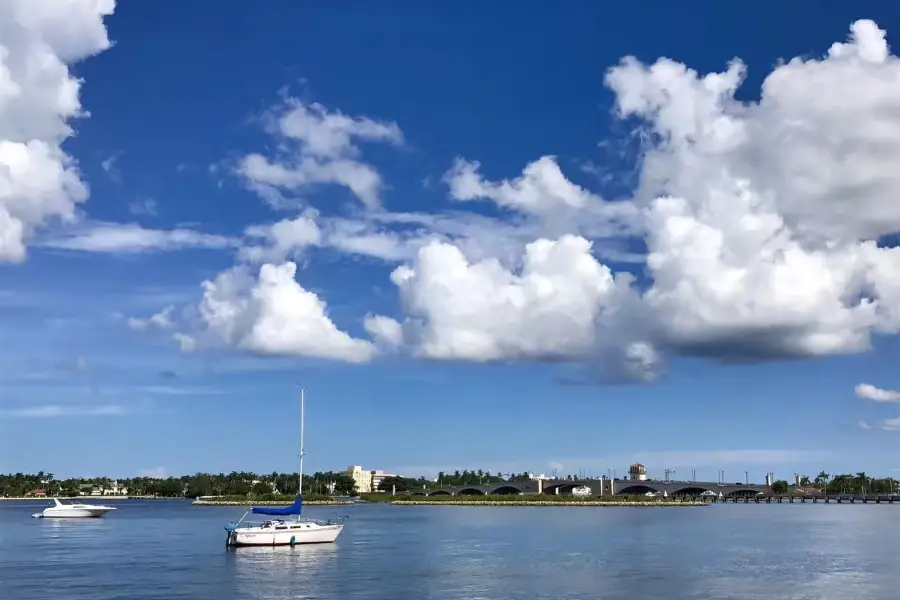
[
  {"xmin": 390, "ymin": 500, "xmax": 709, "ymax": 507},
  {"xmin": 191, "ymin": 499, "xmax": 354, "ymax": 506},
  {"xmin": 0, "ymin": 496, "xmax": 167, "ymax": 501}
]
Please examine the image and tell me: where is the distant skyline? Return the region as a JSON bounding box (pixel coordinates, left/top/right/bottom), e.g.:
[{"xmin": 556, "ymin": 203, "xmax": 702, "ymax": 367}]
[{"xmin": 1, "ymin": 1, "xmax": 899, "ymax": 480}]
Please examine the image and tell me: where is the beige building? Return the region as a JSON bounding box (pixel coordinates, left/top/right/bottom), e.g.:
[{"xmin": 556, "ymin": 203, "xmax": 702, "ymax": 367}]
[
  {"xmin": 345, "ymin": 466, "xmax": 400, "ymax": 493},
  {"xmin": 346, "ymin": 466, "xmax": 372, "ymax": 493}
]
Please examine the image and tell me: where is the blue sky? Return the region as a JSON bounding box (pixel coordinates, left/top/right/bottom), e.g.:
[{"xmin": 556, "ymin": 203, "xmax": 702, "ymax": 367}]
[{"xmin": 2, "ymin": 1, "xmax": 900, "ymax": 482}]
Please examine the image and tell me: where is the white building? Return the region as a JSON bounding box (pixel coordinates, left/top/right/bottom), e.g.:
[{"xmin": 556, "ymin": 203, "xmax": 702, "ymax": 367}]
[
  {"xmin": 370, "ymin": 470, "xmax": 398, "ymax": 493},
  {"xmin": 629, "ymin": 463, "xmax": 647, "ymax": 481},
  {"xmin": 80, "ymin": 480, "xmax": 128, "ymax": 496},
  {"xmin": 102, "ymin": 480, "xmax": 128, "ymax": 496}
]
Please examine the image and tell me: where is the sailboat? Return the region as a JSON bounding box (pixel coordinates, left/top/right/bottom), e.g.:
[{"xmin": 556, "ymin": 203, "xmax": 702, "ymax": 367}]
[{"xmin": 224, "ymin": 389, "xmax": 346, "ymax": 547}]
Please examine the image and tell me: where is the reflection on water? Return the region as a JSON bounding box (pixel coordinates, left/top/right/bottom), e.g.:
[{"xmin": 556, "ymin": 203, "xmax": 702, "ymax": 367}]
[
  {"xmin": 1, "ymin": 502, "xmax": 899, "ymax": 600},
  {"xmin": 230, "ymin": 545, "xmax": 339, "ymax": 598},
  {"xmin": 38, "ymin": 518, "xmax": 115, "ymax": 553},
  {"xmin": 229, "ymin": 543, "xmax": 337, "ymax": 564}
]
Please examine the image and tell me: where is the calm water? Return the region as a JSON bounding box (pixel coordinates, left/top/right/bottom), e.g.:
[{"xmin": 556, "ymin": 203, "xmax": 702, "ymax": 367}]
[{"xmin": 1, "ymin": 500, "xmax": 898, "ymax": 599}]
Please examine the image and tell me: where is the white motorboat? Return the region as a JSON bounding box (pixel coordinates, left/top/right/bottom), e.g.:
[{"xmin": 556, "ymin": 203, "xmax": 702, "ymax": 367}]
[
  {"xmin": 32, "ymin": 498, "xmax": 117, "ymax": 518},
  {"xmin": 225, "ymin": 389, "xmax": 346, "ymax": 547}
]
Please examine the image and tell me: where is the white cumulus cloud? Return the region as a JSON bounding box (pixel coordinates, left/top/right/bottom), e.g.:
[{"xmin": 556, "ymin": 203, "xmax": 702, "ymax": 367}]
[
  {"xmin": 373, "ymin": 18, "xmax": 900, "ymax": 374},
  {"xmin": 157, "ymin": 19, "xmax": 900, "ymax": 382},
  {"xmin": 0, "ymin": 0, "xmax": 115, "ymax": 262},
  {"xmin": 237, "ymin": 98, "xmax": 404, "ymax": 209},
  {"xmin": 443, "ymin": 155, "xmax": 641, "ymax": 249},
  {"xmin": 445, "ymin": 155, "xmax": 598, "ymax": 214},
  {"xmin": 374, "ymin": 235, "xmax": 617, "ymax": 361},
  {"xmin": 193, "ymin": 261, "xmax": 374, "ymax": 363},
  {"xmin": 602, "ymin": 19, "xmax": 900, "ymax": 361},
  {"xmin": 366, "ymin": 234, "xmax": 658, "ymax": 379},
  {"xmin": 855, "ymin": 383, "xmax": 900, "ymax": 403}
]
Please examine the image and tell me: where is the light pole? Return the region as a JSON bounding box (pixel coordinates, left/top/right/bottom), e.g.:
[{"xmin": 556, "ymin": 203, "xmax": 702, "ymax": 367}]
[{"xmin": 745, "ymin": 471, "xmax": 748, "ymax": 486}]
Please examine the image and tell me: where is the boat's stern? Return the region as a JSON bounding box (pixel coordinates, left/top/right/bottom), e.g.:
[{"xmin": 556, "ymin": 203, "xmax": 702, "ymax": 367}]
[{"xmin": 224, "ymin": 523, "xmax": 239, "ymax": 546}]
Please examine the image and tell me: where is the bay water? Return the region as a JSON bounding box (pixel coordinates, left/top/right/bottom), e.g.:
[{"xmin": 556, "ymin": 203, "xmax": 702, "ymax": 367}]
[{"xmin": 1, "ymin": 499, "xmax": 897, "ymax": 599}]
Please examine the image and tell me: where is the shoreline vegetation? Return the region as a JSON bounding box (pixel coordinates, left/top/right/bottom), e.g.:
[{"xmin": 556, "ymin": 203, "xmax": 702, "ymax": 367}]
[
  {"xmin": 189, "ymin": 493, "xmax": 710, "ymax": 507},
  {"xmin": 4, "ymin": 471, "xmax": 895, "ymax": 502},
  {"xmin": 1, "ymin": 493, "xmax": 707, "ymax": 507},
  {"xmin": 192, "ymin": 497, "xmax": 354, "ymax": 506},
  {"xmin": 373, "ymin": 494, "xmax": 708, "ymax": 506},
  {"xmin": 0, "ymin": 496, "xmax": 157, "ymax": 501}
]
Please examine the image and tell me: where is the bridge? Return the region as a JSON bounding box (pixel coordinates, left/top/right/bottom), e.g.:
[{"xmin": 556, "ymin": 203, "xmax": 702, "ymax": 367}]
[{"xmin": 410, "ymin": 478, "xmax": 771, "ymax": 498}]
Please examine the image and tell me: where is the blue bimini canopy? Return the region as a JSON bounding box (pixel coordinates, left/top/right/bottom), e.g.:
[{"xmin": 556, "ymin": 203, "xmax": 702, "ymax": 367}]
[{"xmin": 251, "ymin": 495, "xmax": 302, "ymax": 516}]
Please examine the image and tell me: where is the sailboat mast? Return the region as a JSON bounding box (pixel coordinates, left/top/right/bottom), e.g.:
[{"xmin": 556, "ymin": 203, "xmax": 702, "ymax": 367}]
[{"xmin": 299, "ymin": 387, "xmax": 305, "ymax": 496}]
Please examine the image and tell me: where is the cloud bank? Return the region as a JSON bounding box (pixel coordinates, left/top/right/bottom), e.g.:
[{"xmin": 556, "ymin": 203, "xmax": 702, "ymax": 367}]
[
  {"xmin": 0, "ymin": 0, "xmax": 115, "ymax": 262},
  {"xmin": 23, "ymin": 12, "xmax": 899, "ymax": 384}
]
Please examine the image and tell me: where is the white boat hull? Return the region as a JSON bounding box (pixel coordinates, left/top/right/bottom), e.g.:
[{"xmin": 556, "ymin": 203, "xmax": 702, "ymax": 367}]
[
  {"xmin": 37, "ymin": 507, "xmax": 115, "ymax": 518},
  {"xmin": 32, "ymin": 499, "xmax": 116, "ymax": 518},
  {"xmin": 227, "ymin": 522, "xmax": 342, "ymax": 546}
]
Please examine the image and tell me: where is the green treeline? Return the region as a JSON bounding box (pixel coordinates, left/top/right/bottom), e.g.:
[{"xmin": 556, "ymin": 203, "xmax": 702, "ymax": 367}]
[
  {"xmin": 0, "ymin": 470, "xmax": 358, "ymax": 498},
  {"xmin": 768, "ymin": 471, "xmax": 898, "ymax": 495},
  {"xmin": 377, "ymin": 470, "xmax": 528, "ymax": 493},
  {"xmin": 0, "ymin": 470, "xmax": 527, "ymax": 498},
  {"xmin": 2, "ymin": 469, "xmax": 897, "ymax": 499}
]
